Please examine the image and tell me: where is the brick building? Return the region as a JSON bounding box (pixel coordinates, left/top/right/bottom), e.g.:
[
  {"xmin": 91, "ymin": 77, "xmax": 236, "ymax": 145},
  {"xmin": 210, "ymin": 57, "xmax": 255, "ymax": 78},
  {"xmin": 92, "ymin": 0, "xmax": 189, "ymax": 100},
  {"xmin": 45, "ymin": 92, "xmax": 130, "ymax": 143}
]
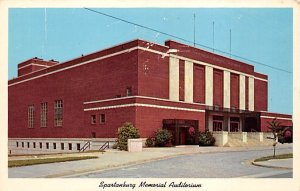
[{"xmin": 8, "ymin": 39, "xmax": 292, "ymax": 154}]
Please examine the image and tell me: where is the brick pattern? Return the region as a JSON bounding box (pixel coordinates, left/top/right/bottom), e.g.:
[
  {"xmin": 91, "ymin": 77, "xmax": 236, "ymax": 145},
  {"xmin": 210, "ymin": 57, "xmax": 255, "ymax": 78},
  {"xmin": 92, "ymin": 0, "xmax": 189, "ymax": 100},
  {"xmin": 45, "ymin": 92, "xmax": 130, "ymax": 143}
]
[{"xmin": 213, "ymin": 69, "xmax": 223, "ymax": 107}]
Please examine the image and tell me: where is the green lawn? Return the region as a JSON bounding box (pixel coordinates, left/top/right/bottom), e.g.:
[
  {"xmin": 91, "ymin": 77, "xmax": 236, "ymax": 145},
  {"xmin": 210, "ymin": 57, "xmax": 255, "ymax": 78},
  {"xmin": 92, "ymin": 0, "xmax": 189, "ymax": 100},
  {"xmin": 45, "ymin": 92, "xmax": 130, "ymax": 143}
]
[
  {"xmin": 254, "ymin": 153, "xmax": 293, "ymax": 162},
  {"xmin": 8, "ymin": 156, "xmax": 98, "ymax": 168}
]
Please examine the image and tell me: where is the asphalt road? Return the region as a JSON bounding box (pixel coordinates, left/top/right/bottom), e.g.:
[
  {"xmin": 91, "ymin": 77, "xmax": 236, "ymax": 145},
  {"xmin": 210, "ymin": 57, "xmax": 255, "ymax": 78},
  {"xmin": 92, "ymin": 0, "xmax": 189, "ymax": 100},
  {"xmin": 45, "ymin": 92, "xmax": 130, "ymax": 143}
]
[{"xmin": 71, "ymin": 147, "xmax": 292, "ymax": 178}]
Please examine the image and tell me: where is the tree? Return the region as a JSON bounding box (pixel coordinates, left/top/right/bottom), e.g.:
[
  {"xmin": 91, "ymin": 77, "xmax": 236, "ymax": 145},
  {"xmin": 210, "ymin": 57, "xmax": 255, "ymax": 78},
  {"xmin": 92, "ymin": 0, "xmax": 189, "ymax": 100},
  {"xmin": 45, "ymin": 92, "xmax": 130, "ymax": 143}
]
[{"xmin": 267, "ymin": 118, "xmax": 287, "ymax": 158}]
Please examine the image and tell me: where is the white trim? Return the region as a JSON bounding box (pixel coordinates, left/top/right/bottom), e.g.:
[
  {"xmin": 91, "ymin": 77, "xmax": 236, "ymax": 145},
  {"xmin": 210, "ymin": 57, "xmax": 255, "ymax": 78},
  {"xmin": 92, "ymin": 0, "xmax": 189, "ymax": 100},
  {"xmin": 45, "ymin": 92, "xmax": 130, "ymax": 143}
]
[
  {"xmin": 83, "ymin": 95, "xmax": 206, "ymax": 106},
  {"xmin": 239, "ymin": 74, "xmax": 246, "ymax": 110},
  {"xmin": 205, "ymin": 66, "xmax": 213, "ymax": 106},
  {"xmin": 261, "ymin": 116, "xmax": 292, "ymax": 121},
  {"xmin": 169, "ymin": 57, "xmax": 179, "ymax": 101},
  {"xmin": 223, "ymin": 70, "xmax": 231, "ymax": 108},
  {"xmin": 84, "ymin": 103, "xmax": 205, "ymax": 113},
  {"xmin": 9, "ymin": 46, "xmax": 168, "ymax": 87},
  {"xmin": 18, "ymin": 63, "xmax": 51, "ymax": 70},
  {"xmin": 248, "ymin": 77, "xmax": 255, "ymax": 111},
  {"xmin": 170, "ymin": 54, "xmax": 268, "ymax": 82},
  {"xmin": 184, "ymin": 60, "xmax": 194, "ymax": 103}
]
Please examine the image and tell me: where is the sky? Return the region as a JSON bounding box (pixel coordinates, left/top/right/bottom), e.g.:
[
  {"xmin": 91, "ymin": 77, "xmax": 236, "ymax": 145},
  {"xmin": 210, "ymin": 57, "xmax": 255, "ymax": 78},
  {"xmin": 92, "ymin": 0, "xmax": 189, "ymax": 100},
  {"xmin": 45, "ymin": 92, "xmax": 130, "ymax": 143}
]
[{"xmin": 8, "ymin": 8, "xmax": 293, "ymax": 115}]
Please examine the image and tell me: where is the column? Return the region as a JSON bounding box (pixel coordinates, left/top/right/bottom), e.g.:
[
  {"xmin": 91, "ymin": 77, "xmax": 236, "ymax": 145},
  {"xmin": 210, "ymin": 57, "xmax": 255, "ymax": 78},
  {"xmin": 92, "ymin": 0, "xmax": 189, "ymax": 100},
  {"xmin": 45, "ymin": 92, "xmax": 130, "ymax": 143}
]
[
  {"xmin": 208, "ymin": 115, "xmax": 213, "ymax": 132},
  {"xmin": 184, "ymin": 60, "xmax": 193, "ymax": 103},
  {"xmin": 205, "ymin": 66, "xmax": 213, "ymax": 106},
  {"xmin": 169, "ymin": 57, "xmax": 179, "ymax": 101},
  {"xmin": 223, "ymin": 71, "xmax": 230, "ymax": 108},
  {"xmin": 239, "ymin": 75, "xmax": 245, "ymax": 110},
  {"xmin": 248, "ymin": 77, "xmax": 254, "ymax": 111}
]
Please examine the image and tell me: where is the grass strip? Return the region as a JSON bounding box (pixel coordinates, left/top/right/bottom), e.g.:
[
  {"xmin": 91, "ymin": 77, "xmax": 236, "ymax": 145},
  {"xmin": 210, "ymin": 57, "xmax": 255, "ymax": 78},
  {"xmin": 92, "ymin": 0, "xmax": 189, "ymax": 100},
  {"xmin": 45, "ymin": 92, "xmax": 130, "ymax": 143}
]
[
  {"xmin": 9, "ymin": 156, "xmax": 98, "ymax": 168},
  {"xmin": 254, "ymin": 153, "xmax": 293, "ymax": 162}
]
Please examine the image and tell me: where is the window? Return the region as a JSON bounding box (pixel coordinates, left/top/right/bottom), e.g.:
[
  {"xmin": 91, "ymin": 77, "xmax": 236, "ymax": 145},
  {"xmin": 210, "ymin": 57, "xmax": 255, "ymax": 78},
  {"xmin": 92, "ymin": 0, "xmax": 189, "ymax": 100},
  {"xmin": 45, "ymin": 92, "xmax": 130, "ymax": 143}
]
[
  {"xmin": 68, "ymin": 143, "xmax": 72, "ymax": 150},
  {"xmin": 39, "ymin": 142, "xmax": 42, "ymax": 149},
  {"xmin": 54, "ymin": 100, "xmax": 63, "ymax": 127},
  {"xmin": 28, "ymin": 105, "xmax": 35, "ymax": 128},
  {"xmin": 33, "ymin": 142, "xmax": 36, "ymax": 148},
  {"xmin": 100, "ymin": 114, "xmax": 106, "ymax": 124},
  {"xmin": 53, "ymin": 143, "xmax": 56, "ymax": 149},
  {"xmin": 16, "ymin": 142, "xmax": 19, "ymax": 147},
  {"xmin": 46, "ymin": 142, "xmax": 49, "ymax": 149},
  {"xmin": 77, "ymin": 143, "xmax": 81, "ymax": 151},
  {"xmin": 213, "ymin": 116, "xmax": 224, "ymax": 131},
  {"xmin": 91, "ymin": 115, "xmax": 96, "ymax": 124},
  {"xmin": 126, "ymin": 87, "xmax": 132, "ymax": 96},
  {"xmin": 40, "ymin": 102, "xmax": 47, "ymax": 127},
  {"xmin": 27, "ymin": 142, "xmax": 30, "ymax": 148},
  {"xmin": 22, "ymin": 142, "xmax": 24, "ymax": 148},
  {"xmin": 61, "ymin": 143, "xmax": 64, "ymax": 150},
  {"xmin": 213, "ymin": 121, "xmax": 223, "ymax": 131}
]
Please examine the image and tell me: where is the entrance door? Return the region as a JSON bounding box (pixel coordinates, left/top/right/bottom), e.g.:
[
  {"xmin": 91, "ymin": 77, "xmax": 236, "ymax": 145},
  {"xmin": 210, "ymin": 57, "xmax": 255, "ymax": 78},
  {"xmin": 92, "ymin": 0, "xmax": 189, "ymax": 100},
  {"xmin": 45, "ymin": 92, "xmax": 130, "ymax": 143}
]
[
  {"xmin": 230, "ymin": 122, "xmax": 239, "ymax": 132},
  {"xmin": 180, "ymin": 129, "xmax": 186, "ymax": 145},
  {"xmin": 213, "ymin": 121, "xmax": 223, "ymax": 131}
]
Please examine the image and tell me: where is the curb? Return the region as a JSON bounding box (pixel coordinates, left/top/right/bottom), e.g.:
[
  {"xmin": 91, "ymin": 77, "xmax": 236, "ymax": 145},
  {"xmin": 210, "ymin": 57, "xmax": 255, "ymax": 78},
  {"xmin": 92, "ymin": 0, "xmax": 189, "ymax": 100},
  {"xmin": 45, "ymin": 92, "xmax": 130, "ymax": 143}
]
[{"xmin": 251, "ymin": 160, "xmax": 292, "ymax": 170}]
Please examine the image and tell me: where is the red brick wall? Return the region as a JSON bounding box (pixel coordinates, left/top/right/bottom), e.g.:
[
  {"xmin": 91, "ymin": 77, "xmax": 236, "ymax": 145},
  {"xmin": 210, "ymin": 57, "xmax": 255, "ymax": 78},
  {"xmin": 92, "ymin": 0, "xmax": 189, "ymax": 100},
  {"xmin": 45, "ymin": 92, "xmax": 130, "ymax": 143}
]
[
  {"xmin": 193, "ymin": 64, "xmax": 205, "ymax": 103},
  {"xmin": 213, "ymin": 69, "xmax": 223, "ymax": 107},
  {"xmin": 230, "ymin": 73, "xmax": 239, "ymax": 109},
  {"xmin": 260, "ymin": 118, "xmax": 293, "ymax": 132},
  {"xmin": 135, "ymin": 107, "xmax": 206, "ymax": 137},
  {"xmin": 137, "ymin": 49, "xmax": 169, "ymax": 99},
  {"xmin": 18, "ymin": 65, "xmax": 34, "ymax": 77},
  {"xmin": 165, "ymin": 40, "xmax": 257, "ymax": 76},
  {"xmin": 179, "ymin": 60, "xmax": 185, "ymax": 101},
  {"xmin": 9, "ymin": 50, "xmax": 139, "ymax": 138},
  {"xmin": 254, "ymin": 79, "xmax": 268, "ymax": 111},
  {"xmin": 84, "ymin": 107, "xmax": 136, "ymax": 138}
]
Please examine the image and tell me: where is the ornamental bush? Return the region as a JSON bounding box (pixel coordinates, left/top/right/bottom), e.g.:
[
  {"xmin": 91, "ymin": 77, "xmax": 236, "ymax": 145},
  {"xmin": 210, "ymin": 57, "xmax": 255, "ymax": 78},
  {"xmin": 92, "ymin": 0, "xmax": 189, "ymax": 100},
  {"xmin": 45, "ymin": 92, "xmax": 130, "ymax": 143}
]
[
  {"xmin": 155, "ymin": 129, "xmax": 172, "ymax": 147},
  {"xmin": 198, "ymin": 131, "xmax": 215, "ymax": 146},
  {"xmin": 145, "ymin": 137, "xmax": 155, "ymax": 147},
  {"xmin": 116, "ymin": 122, "xmax": 140, "ymax": 151}
]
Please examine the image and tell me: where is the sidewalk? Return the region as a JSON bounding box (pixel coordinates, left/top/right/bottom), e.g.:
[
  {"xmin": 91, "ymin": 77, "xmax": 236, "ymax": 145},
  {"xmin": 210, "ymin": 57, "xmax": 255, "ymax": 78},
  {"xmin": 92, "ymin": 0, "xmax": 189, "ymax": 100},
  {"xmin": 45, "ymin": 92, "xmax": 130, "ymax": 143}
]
[{"xmin": 8, "ymin": 144, "xmax": 293, "ymax": 178}]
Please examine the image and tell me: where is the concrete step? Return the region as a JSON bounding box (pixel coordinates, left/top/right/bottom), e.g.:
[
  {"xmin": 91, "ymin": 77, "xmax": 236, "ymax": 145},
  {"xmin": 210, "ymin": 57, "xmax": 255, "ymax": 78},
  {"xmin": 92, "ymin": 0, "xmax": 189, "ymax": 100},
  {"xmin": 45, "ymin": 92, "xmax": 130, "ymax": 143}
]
[
  {"xmin": 226, "ymin": 138, "xmax": 247, "ymax": 147},
  {"xmin": 226, "ymin": 138, "xmax": 274, "ymax": 147},
  {"xmin": 175, "ymin": 145, "xmax": 199, "ymax": 148}
]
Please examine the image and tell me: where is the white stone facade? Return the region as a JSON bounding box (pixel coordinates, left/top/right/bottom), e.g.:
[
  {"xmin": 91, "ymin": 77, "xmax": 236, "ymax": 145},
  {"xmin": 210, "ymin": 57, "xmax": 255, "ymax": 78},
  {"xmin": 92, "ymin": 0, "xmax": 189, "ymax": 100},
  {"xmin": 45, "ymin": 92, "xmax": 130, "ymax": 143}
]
[{"xmin": 8, "ymin": 138, "xmax": 116, "ymax": 155}]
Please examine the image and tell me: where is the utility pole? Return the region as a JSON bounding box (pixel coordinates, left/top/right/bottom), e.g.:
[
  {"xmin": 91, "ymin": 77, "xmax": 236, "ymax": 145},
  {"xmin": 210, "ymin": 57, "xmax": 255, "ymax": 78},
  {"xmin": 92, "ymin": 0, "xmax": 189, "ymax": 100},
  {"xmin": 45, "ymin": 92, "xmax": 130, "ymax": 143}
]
[
  {"xmin": 229, "ymin": 29, "xmax": 232, "ymax": 58},
  {"xmin": 213, "ymin": 21, "xmax": 215, "ymax": 52},
  {"xmin": 193, "ymin": 13, "xmax": 196, "ymax": 47}
]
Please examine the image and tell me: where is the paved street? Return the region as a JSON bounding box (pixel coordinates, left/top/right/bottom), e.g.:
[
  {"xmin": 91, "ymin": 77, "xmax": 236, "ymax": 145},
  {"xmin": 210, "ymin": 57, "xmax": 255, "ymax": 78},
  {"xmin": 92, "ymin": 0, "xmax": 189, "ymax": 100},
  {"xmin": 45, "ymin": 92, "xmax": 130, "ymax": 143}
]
[
  {"xmin": 8, "ymin": 144, "xmax": 292, "ymax": 178},
  {"xmin": 70, "ymin": 147, "xmax": 292, "ymax": 178}
]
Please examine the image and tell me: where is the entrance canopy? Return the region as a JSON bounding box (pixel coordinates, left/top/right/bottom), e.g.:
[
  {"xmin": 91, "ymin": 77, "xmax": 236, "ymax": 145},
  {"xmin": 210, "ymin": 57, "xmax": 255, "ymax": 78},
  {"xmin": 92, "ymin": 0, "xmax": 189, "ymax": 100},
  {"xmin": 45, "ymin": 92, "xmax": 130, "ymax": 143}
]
[{"xmin": 205, "ymin": 106, "xmax": 261, "ymax": 132}]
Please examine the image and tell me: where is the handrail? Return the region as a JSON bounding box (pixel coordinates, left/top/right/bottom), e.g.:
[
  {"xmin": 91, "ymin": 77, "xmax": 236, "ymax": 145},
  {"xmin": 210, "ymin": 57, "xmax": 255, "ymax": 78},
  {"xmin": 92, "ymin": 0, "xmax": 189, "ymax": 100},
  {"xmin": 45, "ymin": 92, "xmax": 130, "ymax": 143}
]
[
  {"xmin": 99, "ymin": 141, "xmax": 110, "ymax": 151},
  {"xmin": 79, "ymin": 141, "xmax": 90, "ymax": 152}
]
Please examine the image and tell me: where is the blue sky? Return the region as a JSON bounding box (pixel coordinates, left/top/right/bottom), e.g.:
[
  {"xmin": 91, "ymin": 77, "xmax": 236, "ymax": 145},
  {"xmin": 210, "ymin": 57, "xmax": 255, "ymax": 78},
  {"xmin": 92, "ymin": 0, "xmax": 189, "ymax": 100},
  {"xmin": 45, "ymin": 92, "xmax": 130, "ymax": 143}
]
[{"xmin": 8, "ymin": 8, "xmax": 293, "ymax": 114}]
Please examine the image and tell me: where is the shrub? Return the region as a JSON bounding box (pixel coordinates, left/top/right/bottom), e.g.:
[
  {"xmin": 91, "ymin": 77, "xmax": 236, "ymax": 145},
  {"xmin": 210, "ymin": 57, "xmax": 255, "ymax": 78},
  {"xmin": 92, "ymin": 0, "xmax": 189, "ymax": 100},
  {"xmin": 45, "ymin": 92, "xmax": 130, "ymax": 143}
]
[
  {"xmin": 111, "ymin": 143, "xmax": 118, "ymax": 149},
  {"xmin": 116, "ymin": 122, "xmax": 140, "ymax": 151},
  {"xmin": 155, "ymin": 129, "xmax": 172, "ymax": 147},
  {"xmin": 145, "ymin": 137, "xmax": 155, "ymax": 147},
  {"xmin": 198, "ymin": 131, "xmax": 215, "ymax": 146}
]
